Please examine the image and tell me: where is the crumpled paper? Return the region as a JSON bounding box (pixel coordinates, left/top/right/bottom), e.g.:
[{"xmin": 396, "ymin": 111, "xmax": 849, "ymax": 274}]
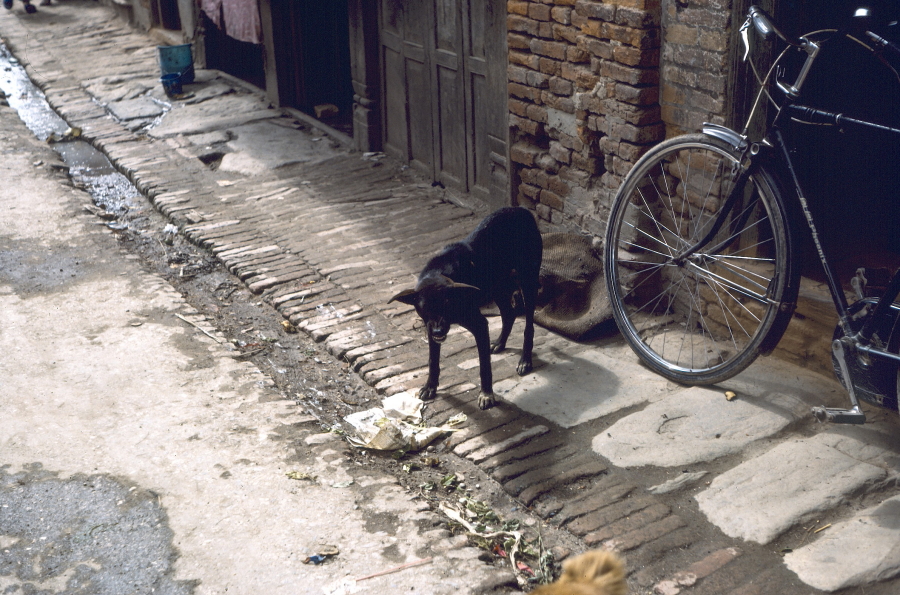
[{"xmin": 343, "ymin": 392, "xmax": 464, "ymax": 451}]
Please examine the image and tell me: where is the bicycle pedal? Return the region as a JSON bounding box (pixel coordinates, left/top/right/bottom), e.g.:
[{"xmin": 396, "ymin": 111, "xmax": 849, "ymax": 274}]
[{"xmin": 811, "ymin": 406, "xmax": 866, "ymax": 424}]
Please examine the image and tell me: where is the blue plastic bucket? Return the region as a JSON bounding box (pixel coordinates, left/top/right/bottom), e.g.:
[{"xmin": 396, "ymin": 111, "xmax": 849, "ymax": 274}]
[
  {"xmin": 157, "ymin": 44, "xmax": 194, "ymax": 84},
  {"xmin": 160, "ymin": 73, "xmax": 182, "ymax": 97}
]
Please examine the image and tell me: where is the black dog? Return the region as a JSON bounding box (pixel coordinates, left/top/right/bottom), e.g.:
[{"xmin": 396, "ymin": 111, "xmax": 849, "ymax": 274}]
[{"xmin": 389, "ymin": 207, "xmax": 543, "ymax": 409}]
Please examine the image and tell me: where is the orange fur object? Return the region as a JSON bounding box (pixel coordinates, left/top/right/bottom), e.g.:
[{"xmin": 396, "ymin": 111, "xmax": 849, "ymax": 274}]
[{"xmin": 531, "ymin": 550, "xmax": 627, "ymax": 595}]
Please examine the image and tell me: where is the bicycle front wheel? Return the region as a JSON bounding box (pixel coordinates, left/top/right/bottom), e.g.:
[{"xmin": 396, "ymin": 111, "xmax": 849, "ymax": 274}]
[{"xmin": 605, "ymin": 134, "xmax": 793, "ymax": 385}]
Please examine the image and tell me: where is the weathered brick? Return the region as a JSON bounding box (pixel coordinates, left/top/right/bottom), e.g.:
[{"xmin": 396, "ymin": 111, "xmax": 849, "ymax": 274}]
[
  {"xmin": 566, "ymin": 46, "xmax": 590, "ymax": 63},
  {"xmin": 596, "ymin": 513, "xmax": 687, "ymax": 551},
  {"xmin": 510, "ymin": 141, "xmax": 543, "ymax": 166},
  {"xmin": 531, "ymin": 38, "xmax": 568, "ymax": 60},
  {"xmin": 508, "ymin": 0, "xmax": 530, "ymax": 16},
  {"xmin": 510, "ymin": 113, "xmax": 545, "ymax": 136},
  {"xmin": 535, "ymin": 202, "xmax": 554, "ymax": 222},
  {"xmin": 551, "ymin": 6, "xmax": 572, "ymax": 25},
  {"xmin": 567, "ymin": 495, "xmax": 657, "ymax": 535},
  {"xmin": 552, "ymin": 23, "xmax": 580, "ymax": 44},
  {"xmin": 508, "ymin": 64, "xmax": 529, "ymax": 84},
  {"xmin": 516, "ymin": 457, "xmax": 607, "ymax": 504},
  {"xmin": 543, "ymin": 92, "xmax": 576, "ymax": 113},
  {"xmin": 539, "ymin": 21, "xmax": 555, "ymax": 38},
  {"xmin": 605, "ymin": 22, "xmax": 658, "ymax": 49},
  {"xmin": 613, "ymin": 118, "xmax": 661, "ymax": 143},
  {"xmin": 579, "ymin": 36, "xmax": 614, "ymax": 60},
  {"xmin": 548, "ymin": 174, "xmax": 571, "ymax": 196},
  {"xmin": 615, "ymin": 82, "xmax": 658, "ymax": 105},
  {"xmin": 526, "ymin": 70, "xmax": 552, "ymax": 89},
  {"xmin": 549, "ymin": 76, "xmax": 573, "ymax": 95},
  {"xmin": 660, "ymin": 81, "xmax": 685, "ymax": 105},
  {"xmin": 603, "ymin": 99, "xmax": 661, "ymax": 125},
  {"xmin": 526, "ymin": 103, "xmax": 549, "ymax": 123},
  {"xmin": 534, "ymin": 152, "xmax": 560, "ymax": 173},
  {"xmin": 575, "ymin": 0, "xmax": 616, "ymax": 21},
  {"xmin": 572, "ymin": 152, "xmax": 602, "ymax": 174},
  {"xmin": 508, "ymin": 14, "xmax": 541, "ymax": 36},
  {"xmin": 509, "ymin": 81, "xmax": 542, "ymax": 101},
  {"xmin": 600, "ymin": 60, "xmax": 659, "ymax": 85},
  {"xmin": 538, "ymin": 57, "xmax": 562, "ymax": 76},
  {"xmin": 540, "ymin": 188, "xmax": 565, "ymax": 210},
  {"xmin": 583, "ymin": 502, "xmax": 670, "ymax": 544},
  {"xmin": 615, "ymin": 6, "xmax": 659, "ymax": 28},
  {"xmin": 616, "ymin": 140, "xmax": 652, "ymax": 161},
  {"xmin": 697, "ymin": 71, "xmax": 726, "ymax": 94},
  {"xmin": 679, "ymin": 7, "xmax": 730, "ymax": 29},
  {"xmin": 549, "ymin": 140, "xmax": 571, "ymax": 164},
  {"xmin": 699, "ymin": 29, "xmax": 728, "ymax": 52},
  {"xmin": 510, "ymin": 49, "xmax": 541, "ymax": 70},
  {"xmin": 519, "ymin": 182, "xmax": 542, "ymax": 200},
  {"xmin": 519, "ymin": 166, "xmax": 551, "ymax": 189},
  {"xmin": 509, "ymin": 98, "xmax": 530, "ymax": 117},
  {"xmin": 666, "ymin": 23, "xmax": 699, "ymax": 45},
  {"xmin": 529, "ymin": 3, "xmax": 552, "ymax": 21},
  {"xmin": 508, "ymin": 32, "xmax": 532, "ymax": 50},
  {"xmin": 613, "ymin": 45, "xmax": 659, "ymax": 67}
]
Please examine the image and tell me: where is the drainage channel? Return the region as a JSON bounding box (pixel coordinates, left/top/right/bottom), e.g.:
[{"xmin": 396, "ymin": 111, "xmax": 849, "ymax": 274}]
[{"xmin": 1, "ymin": 42, "xmax": 145, "ymax": 223}]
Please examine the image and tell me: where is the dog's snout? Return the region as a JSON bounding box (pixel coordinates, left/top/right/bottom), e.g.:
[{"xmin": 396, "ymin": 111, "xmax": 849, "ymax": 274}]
[{"xmin": 427, "ymin": 320, "xmax": 448, "ymax": 343}]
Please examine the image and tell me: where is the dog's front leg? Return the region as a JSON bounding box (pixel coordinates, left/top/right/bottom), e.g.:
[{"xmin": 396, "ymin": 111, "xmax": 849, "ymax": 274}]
[
  {"xmin": 470, "ymin": 315, "xmax": 495, "ymax": 409},
  {"xmin": 418, "ymin": 338, "xmax": 441, "ymax": 401}
]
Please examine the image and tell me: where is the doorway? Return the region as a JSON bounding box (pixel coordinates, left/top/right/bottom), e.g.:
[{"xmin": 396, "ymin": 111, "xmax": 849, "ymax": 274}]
[{"xmin": 378, "ymin": 0, "xmax": 510, "ymax": 208}]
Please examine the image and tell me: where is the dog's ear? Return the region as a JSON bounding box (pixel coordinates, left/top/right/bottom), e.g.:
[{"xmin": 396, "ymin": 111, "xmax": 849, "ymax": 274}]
[{"xmin": 388, "ymin": 288, "xmax": 419, "ymax": 306}]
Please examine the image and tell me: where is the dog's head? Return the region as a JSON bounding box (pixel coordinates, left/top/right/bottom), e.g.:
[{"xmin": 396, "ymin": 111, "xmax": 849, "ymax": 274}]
[{"xmin": 389, "ymin": 274, "xmax": 480, "ymax": 344}]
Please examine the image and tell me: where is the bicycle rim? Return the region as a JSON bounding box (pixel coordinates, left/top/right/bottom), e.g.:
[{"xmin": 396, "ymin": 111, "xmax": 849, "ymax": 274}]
[{"xmin": 605, "ymin": 135, "xmax": 790, "ymax": 384}]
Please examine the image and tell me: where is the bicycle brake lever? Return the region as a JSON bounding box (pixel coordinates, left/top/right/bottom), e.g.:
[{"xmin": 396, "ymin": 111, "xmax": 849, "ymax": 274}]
[{"xmin": 741, "ymin": 18, "xmax": 752, "ymax": 61}]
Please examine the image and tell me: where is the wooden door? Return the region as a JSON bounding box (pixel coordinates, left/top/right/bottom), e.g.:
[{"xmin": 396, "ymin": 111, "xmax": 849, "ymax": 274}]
[{"xmin": 379, "ymin": 0, "xmax": 509, "ymax": 207}]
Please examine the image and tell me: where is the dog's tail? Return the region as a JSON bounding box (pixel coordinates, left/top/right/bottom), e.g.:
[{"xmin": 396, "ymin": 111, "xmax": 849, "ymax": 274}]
[{"xmin": 532, "ymin": 550, "xmax": 627, "ymax": 595}]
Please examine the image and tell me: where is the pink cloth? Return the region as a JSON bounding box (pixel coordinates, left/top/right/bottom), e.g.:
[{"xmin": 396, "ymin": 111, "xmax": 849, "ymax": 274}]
[{"xmin": 201, "ymin": 0, "xmax": 262, "ymax": 45}]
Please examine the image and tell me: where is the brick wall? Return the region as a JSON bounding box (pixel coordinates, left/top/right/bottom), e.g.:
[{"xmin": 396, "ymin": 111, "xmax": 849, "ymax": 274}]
[{"xmin": 507, "ymin": 0, "xmax": 734, "ymax": 235}]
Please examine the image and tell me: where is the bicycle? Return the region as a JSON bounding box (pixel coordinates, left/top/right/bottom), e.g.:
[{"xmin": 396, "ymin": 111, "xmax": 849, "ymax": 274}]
[{"xmin": 603, "ymin": 5, "xmax": 900, "ymax": 424}]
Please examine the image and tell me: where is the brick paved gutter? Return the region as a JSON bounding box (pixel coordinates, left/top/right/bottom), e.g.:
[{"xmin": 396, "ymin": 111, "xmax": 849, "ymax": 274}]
[{"xmin": 3, "ymin": 4, "xmax": 899, "ymax": 594}]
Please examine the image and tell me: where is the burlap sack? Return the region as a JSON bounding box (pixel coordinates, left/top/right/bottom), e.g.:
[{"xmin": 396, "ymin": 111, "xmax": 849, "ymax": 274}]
[{"xmin": 534, "ymin": 232, "xmax": 613, "ymax": 340}]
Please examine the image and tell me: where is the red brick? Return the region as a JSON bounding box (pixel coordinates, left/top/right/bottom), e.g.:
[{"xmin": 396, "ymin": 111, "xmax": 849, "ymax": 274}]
[
  {"xmin": 572, "ymin": 152, "xmax": 602, "ymax": 174},
  {"xmin": 574, "ymin": 0, "xmax": 616, "ymax": 21},
  {"xmin": 549, "ymin": 141, "xmax": 571, "ymax": 164},
  {"xmin": 509, "ymin": 98, "xmax": 530, "ymax": 117},
  {"xmin": 601, "ymin": 60, "xmax": 659, "ymax": 85},
  {"xmin": 549, "ymin": 76, "xmax": 573, "ymax": 95},
  {"xmin": 613, "ymin": 45, "xmax": 659, "ymax": 67},
  {"xmin": 538, "ymin": 57, "xmax": 562, "ymax": 76},
  {"xmin": 508, "ymin": 32, "xmax": 532, "ymax": 50},
  {"xmin": 526, "ymin": 103, "xmax": 549, "ymax": 123}
]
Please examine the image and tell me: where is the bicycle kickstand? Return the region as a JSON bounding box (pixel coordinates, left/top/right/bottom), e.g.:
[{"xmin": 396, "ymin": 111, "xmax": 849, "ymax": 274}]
[{"xmin": 811, "ymin": 338, "xmax": 867, "ymax": 424}]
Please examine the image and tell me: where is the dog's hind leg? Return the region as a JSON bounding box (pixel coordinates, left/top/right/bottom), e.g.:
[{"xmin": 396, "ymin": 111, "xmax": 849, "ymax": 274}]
[
  {"xmin": 490, "ymin": 290, "xmax": 516, "ymax": 355},
  {"xmin": 517, "ymin": 280, "xmax": 538, "ymax": 376}
]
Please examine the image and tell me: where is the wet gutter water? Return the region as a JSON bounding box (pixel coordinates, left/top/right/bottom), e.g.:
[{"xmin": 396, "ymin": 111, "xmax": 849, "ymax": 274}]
[{"xmin": 1, "ymin": 42, "xmax": 144, "ymax": 220}]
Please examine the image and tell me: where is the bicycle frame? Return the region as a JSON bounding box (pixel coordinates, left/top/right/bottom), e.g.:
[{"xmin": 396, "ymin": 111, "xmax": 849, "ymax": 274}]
[{"xmin": 696, "ymin": 7, "xmax": 900, "ymax": 422}]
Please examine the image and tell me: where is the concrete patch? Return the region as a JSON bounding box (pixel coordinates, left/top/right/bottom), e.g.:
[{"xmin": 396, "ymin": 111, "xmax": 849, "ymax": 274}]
[
  {"xmin": 218, "ymin": 120, "xmax": 340, "ymax": 175},
  {"xmin": 592, "ymin": 386, "xmax": 801, "ymax": 467},
  {"xmin": 106, "ymin": 97, "xmax": 164, "ymax": 121},
  {"xmin": 784, "ymin": 494, "xmax": 900, "ymax": 591},
  {"xmin": 494, "ymin": 348, "xmax": 671, "ymax": 428},
  {"xmin": 147, "ymin": 93, "xmax": 280, "ymax": 138},
  {"xmin": 696, "ymin": 434, "xmax": 887, "ymax": 544}
]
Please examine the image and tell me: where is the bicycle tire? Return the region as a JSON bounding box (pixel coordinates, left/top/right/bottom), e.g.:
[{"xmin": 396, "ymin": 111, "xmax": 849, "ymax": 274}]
[{"xmin": 604, "ymin": 133, "xmax": 794, "ymax": 385}]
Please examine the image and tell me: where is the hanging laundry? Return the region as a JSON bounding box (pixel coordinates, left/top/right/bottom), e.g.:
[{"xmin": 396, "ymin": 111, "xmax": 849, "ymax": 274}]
[{"xmin": 201, "ymin": 0, "xmax": 262, "ymax": 45}]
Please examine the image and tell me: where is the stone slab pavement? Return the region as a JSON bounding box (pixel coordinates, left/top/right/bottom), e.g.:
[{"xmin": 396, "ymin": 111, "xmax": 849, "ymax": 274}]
[{"xmin": 3, "ymin": 2, "xmax": 900, "ymax": 592}]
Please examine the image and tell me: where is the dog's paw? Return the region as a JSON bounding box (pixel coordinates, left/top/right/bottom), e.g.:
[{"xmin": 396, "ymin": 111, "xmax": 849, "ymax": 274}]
[
  {"xmin": 417, "ymin": 385, "xmax": 438, "ymax": 401},
  {"xmin": 477, "ymin": 391, "xmax": 496, "ymax": 410},
  {"xmin": 516, "ymin": 359, "xmax": 533, "ymax": 376},
  {"xmin": 490, "ymin": 340, "xmax": 506, "ymax": 354}
]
